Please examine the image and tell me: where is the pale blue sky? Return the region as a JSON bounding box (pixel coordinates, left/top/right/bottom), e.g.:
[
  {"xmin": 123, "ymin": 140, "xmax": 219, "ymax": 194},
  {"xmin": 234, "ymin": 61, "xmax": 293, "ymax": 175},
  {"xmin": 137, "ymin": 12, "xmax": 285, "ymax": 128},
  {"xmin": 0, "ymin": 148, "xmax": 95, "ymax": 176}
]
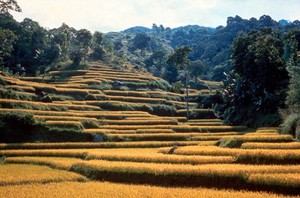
[{"xmin": 12, "ymin": 0, "xmax": 300, "ymax": 32}]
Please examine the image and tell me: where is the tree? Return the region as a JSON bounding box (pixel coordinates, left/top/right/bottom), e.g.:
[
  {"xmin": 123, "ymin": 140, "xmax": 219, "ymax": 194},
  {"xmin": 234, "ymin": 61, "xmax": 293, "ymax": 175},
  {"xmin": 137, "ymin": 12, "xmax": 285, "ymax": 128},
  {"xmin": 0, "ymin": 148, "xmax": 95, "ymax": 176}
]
[
  {"xmin": 0, "ymin": 28, "xmax": 16, "ymax": 66},
  {"xmin": 91, "ymin": 31, "xmax": 105, "ymax": 60},
  {"xmin": 53, "ymin": 23, "xmax": 72, "ymax": 61},
  {"xmin": 221, "ymin": 28, "xmax": 289, "ymax": 127},
  {"xmin": 0, "ymin": 0, "xmax": 21, "ymax": 13},
  {"xmin": 167, "ymin": 46, "xmax": 192, "ymax": 119},
  {"xmin": 70, "ymin": 29, "xmax": 92, "ymax": 66},
  {"xmin": 130, "ymin": 32, "xmax": 151, "ymax": 51}
]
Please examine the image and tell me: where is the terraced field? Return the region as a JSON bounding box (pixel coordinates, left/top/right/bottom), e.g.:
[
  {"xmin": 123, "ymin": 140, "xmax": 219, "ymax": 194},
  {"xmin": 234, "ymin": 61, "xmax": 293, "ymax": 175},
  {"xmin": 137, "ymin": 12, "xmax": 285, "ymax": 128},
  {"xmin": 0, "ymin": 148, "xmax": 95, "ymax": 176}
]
[{"xmin": 0, "ymin": 62, "xmax": 299, "ymax": 197}]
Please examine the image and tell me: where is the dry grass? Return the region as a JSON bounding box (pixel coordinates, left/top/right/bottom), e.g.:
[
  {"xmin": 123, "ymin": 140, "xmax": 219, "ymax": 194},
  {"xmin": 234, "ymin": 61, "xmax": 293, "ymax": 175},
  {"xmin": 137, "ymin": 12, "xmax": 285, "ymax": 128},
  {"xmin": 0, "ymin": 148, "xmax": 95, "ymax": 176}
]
[{"xmin": 0, "ymin": 164, "xmax": 86, "ymax": 186}]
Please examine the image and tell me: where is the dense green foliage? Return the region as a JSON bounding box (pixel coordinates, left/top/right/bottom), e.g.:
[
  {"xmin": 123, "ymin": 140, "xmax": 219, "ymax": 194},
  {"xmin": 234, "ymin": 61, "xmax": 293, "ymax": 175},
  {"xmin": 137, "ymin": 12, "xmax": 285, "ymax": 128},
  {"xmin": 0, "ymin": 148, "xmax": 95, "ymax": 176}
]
[
  {"xmin": 216, "ymin": 29, "xmax": 289, "ymax": 127},
  {"xmin": 107, "ymin": 16, "xmax": 300, "ymax": 83},
  {"xmin": 280, "ymin": 30, "xmax": 300, "ymax": 139},
  {"xmin": 0, "ymin": 13, "xmax": 114, "ymax": 75}
]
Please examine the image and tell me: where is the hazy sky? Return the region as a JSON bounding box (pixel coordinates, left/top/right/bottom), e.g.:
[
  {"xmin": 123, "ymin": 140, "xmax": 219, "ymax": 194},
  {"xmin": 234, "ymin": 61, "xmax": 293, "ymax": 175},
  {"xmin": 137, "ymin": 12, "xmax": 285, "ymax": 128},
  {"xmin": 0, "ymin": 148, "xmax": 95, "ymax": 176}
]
[{"xmin": 11, "ymin": 0, "xmax": 300, "ymax": 32}]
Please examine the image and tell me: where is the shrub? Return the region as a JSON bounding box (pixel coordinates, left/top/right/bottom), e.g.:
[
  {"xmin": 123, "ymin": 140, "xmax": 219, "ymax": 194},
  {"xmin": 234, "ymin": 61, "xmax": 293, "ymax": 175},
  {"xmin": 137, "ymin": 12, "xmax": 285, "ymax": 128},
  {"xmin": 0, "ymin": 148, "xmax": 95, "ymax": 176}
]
[
  {"xmin": 216, "ymin": 138, "xmax": 243, "ymax": 148},
  {"xmin": 0, "ymin": 88, "xmax": 37, "ymax": 101},
  {"xmin": 149, "ymin": 104, "xmax": 177, "ymax": 116},
  {"xmin": 81, "ymin": 120, "xmax": 100, "ymax": 129},
  {"xmin": 0, "ymin": 112, "xmax": 45, "ymax": 143},
  {"xmin": 147, "ymin": 79, "xmax": 171, "ymax": 91},
  {"xmin": 280, "ymin": 113, "xmax": 300, "ymax": 140},
  {"xmin": 198, "ymin": 92, "xmax": 223, "ymax": 109}
]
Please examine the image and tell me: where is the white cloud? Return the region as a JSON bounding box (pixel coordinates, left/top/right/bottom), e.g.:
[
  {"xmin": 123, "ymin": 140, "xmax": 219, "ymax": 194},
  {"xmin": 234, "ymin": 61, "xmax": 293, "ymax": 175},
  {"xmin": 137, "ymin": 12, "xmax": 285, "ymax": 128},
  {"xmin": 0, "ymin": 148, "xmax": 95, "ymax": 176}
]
[{"xmin": 11, "ymin": 0, "xmax": 300, "ymax": 32}]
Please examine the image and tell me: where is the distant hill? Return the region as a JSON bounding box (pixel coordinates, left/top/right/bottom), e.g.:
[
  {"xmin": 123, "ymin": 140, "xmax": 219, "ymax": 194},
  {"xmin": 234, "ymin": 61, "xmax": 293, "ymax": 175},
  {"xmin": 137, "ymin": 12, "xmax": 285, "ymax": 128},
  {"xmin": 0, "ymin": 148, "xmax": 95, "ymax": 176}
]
[
  {"xmin": 106, "ymin": 15, "xmax": 300, "ymax": 82},
  {"xmin": 122, "ymin": 26, "xmax": 152, "ymax": 33}
]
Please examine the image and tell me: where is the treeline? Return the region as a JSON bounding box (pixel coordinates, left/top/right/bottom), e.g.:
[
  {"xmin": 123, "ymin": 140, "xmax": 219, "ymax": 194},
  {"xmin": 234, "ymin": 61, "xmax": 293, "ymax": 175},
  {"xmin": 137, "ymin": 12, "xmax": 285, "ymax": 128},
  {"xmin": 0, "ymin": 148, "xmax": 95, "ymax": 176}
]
[
  {"xmin": 107, "ymin": 15, "xmax": 300, "ymax": 82},
  {"xmin": 0, "ymin": 13, "xmax": 120, "ymax": 76}
]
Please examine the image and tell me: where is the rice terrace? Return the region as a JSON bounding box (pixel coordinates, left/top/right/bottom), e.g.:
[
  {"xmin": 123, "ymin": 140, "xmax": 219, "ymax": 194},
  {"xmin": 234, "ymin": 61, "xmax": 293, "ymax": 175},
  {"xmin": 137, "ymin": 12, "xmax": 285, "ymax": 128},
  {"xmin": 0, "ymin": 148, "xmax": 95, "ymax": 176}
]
[{"xmin": 1, "ymin": 0, "xmax": 300, "ymax": 197}]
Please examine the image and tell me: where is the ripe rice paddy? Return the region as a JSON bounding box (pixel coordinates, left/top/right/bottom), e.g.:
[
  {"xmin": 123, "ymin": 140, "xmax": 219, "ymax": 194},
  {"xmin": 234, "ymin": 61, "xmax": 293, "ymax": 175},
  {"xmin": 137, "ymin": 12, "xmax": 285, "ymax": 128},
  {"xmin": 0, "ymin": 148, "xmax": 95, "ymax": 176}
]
[{"xmin": 1, "ymin": 62, "xmax": 300, "ymax": 197}]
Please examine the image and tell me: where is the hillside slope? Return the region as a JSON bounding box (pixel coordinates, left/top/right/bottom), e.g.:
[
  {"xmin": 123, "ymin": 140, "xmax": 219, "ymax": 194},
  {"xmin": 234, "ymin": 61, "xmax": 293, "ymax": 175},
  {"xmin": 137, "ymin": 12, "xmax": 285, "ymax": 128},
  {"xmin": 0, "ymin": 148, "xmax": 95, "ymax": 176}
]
[{"xmin": 0, "ymin": 61, "xmax": 245, "ymax": 143}]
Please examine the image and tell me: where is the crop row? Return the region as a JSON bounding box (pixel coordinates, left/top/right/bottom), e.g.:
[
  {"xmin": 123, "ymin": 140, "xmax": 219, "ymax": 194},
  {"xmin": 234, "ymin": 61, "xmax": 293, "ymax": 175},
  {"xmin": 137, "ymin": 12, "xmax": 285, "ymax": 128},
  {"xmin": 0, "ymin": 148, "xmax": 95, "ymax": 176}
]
[
  {"xmin": 0, "ymin": 141, "xmax": 202, "ymax": 150},
  {"xmin": 68, "ymin": 160, "xmax": 300, "ymax": 194},
  {"xmin": 0, "ymin": 164, "xmax": 86, "ymax": 186},
  {"xmin": 0, "ymin": 181, "xmax": 287, "ymax": 198},
  {"xmin": 159, "ymin": 146, "xmax": 300, "ymax": 164}
]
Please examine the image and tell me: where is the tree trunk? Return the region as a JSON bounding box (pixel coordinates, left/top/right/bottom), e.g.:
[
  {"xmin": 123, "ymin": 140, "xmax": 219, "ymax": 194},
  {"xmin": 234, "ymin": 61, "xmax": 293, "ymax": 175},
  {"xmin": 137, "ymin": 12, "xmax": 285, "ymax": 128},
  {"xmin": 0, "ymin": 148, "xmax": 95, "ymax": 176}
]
[{"xmin": 185, "ymin": 67, "xmax": 189, "ymax": 120}]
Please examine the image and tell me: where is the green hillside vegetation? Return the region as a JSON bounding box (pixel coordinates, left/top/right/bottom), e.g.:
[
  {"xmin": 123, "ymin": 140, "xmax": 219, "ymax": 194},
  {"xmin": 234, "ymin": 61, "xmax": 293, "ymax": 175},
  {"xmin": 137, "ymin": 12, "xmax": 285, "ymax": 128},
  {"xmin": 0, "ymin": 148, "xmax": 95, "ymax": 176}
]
[{"xmin": 1, "ymin": 1, "xmax": 300, "ymax": 197}]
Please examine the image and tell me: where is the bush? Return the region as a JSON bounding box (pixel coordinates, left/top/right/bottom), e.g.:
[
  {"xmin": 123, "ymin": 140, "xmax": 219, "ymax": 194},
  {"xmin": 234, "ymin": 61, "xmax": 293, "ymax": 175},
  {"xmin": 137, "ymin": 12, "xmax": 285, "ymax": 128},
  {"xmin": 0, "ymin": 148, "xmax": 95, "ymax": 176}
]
[
  {"xmin": 0, "ymin": 112, "xmax": 45, "ymax": 143},
  {"xmin": 198, "ymin": 92, "xmax": 223, "ymax": 109},
  {"xmin": 216, "ymin": 138, "xmax": 243, "ymax": 148},
  {"xmin": 81, "ymin": 120, "xmax": 100, "ymax": 129},
  {"xmin": 147, "ymin": 79, "xmax": 171, "ymax": 91},
  {"xmin": 280, "ymin": 113, "xmax": 300, "ymax": 140},
  {"xmin": 0, "ymin": 88, "xmax": 37, "ymax": 101},
  {"xmin": 150, "ymin": 104, "xmax": 177, "ymax": 116},
  {"xmin": 0, "ymin": 112, "xmax": 97, "ymax": 142}
]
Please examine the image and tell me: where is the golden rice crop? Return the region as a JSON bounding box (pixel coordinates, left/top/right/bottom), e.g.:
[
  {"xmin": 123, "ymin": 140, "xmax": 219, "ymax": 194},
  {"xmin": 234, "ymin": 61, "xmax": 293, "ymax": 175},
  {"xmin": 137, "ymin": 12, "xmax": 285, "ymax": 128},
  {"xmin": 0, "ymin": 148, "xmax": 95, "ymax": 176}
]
[
  {"xmin": 1, "ymin": 76, "xmax": 56, "ymax": 91},
  {"xmin": 5, "ymin": 156, "xmax": 84, "ymax": 170},
  {"xmin": 107, "ymin": 133, "xmax": 200, "ymax": 141},
  {"xmin": 45, "ymin": 120, "xmax": 84, "ymax": 129},
  {"xmin": 194, "ymin": 134, "xmax": 293, "ymax": 142},
  {"xmin": 0, "ymin": 141, "xmax": 200, "ymax": 150},
  {"xmin": 101, "ymin": 125, "xmax": 173, "ymax": 130},
  {"xmin": 159, "ymin": 146, "xmax": 300, "ymax": 164},
  {"xmin": 0, "ymin": 99, "xmax": 101, "ymax": 111},
  {"xmin": 0, "ymin": 164, "xmax": 86, "ymax": 186},
  {"xmin": 199, "ymin": 79, "xmax": 223, "ymax": 87},
  {"xmin": 85, "ymin": 148, "xmax": 235, "ymax": 165},
  {"xmin": 255, "ymin": 127, "xmax": 279, "ymax": 133},
  {"xmin": 87, "ymin": 75, "xmax": 149, "ymax": 82},
  {"xmin": 241, "ymin": 142, "xmax": 300, "ymax": 149},
  {"xmin": 188, "ymin": 122, "xmax": 224, "ymax": 126},
  {"xmin": 106, "ymin": 95, "xmax": 167, "ymax": 104},
  {"xmin": 5, "ymin": 85, "xmax": 36, "ymax": 92},
  {"xmin": 0, "ymin": 108, "xmax": 87, "ymax": 117},
  {"xmin": 100, "ymin": 119, "xmax": 178, "ymax": 125},
  {"xmin": 146, "ymin": 90, "xmax": 183, "ymax": 97},
  {"xmin": 103, "ymin": 90, "xmax": 149, "ymax": 97},
  {"xmin": 84, "ymin": 128, "xmax": 137, "ymax": 134},
  {"xmin": 172, "ymin": 125, "xmax": 247, "ymax": 132},
  {"xmin": 135, "ymin": 129, "xmax": 176, "ymax": 133},
  {"xmin": 188, "ymin": 119, "xmax": 223, "ymax": 122},
  {"xmin": 55, "ymin": 87, "xmax": 102, "ymax": 95},
  {"xmin": 71, "ymin": 160, "xmax": 300, "ymax": 177},
  {"xmin": 0, "ymin": 181, "xmax": 290, "ymax": 198},
  {"xmin": 247, "ymin": 173, "xmax": 300, "ymax": 187},
  {"xmin": 0, "ymin": 149, "xmax": 88, "ymax": 158},
  {"xmin": 34, "ymin": 115, "xmax": 98, "ymax": 122},
  {"xmin": 54, "ymin": 83, "xmax": 87, "ymax": 88},
  {"xmin": 48, "ymin": 70, "xmax": 88, "ymax": 75}
]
